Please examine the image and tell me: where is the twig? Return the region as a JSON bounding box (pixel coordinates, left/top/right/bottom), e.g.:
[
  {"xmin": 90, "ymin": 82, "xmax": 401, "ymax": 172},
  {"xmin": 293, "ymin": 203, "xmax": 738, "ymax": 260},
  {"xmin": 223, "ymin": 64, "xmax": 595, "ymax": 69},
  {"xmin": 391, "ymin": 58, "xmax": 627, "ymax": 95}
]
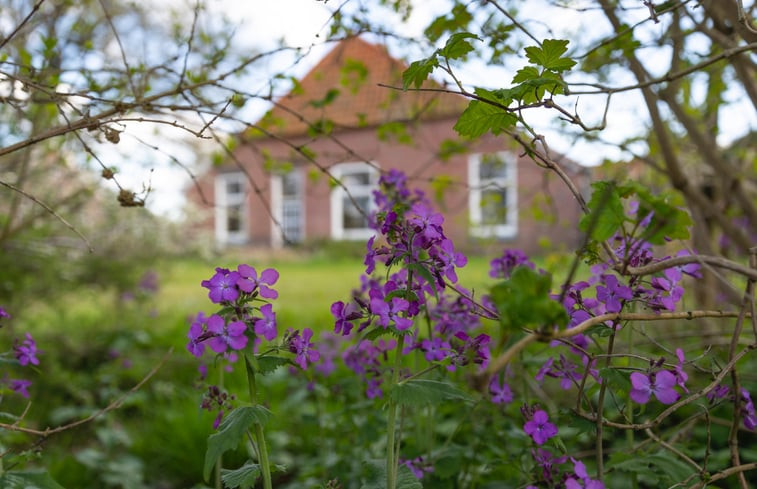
[{"xmin": 0, "ymin": 179, "xmax": 93, "ymax": 252}]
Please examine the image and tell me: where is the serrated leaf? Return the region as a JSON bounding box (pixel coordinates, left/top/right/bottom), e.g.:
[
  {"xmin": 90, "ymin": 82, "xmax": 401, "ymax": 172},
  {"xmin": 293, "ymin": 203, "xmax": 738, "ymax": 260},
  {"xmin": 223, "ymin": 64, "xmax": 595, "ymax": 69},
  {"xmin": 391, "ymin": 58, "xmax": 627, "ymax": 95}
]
[
  {"xmin": 402, "ymin": 56, "xmax": 439, "ymax": 90},
  {"xmin": 221, "ymin": 464, "xmax": 260, "ymax": 489},
  {"xmin": 0, "ymin": 470, "xmax": 66, "ymax": 489},
  {"xmin": 525, "ymin": 39, "xmax": 576, "ymax": 72},
  {"xmin": 439, "ymin": 32, "xmax": 481, "ymax": 60},
  {"xmin": 204, "ymin": 406, "xmax": 273, "ymax": 481},
  {"xmin": 512, "ymin": 66, "xmax": 540, "ymax": 84},
  {"xmin": 453, "ymin": 99, "xmax": 517, "ymax": 138},
  {"xmin": 579, "ymin": 181, "xmax": 626, "ymax": 242},
  {"xmin": 254, "ymin": 355, "xmax": 291, "ymax": 375},
  {"xmin": 391, "ymin": 379, "xmax": 472, "ymax": 406}
]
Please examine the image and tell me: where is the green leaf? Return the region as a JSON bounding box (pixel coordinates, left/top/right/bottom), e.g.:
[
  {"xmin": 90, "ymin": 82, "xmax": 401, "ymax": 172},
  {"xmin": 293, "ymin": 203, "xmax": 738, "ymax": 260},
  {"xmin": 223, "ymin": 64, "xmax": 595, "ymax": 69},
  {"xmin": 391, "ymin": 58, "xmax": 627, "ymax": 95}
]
[
  {"xmin": 453, "ymin": 98, "xmax": 517, "ymax": 138},
  {"xmin": 390, "ymin": 379, "xmax": 473, "ymax": 407},
  {"xmin": 204, "ymin": 406, "xmax": 273, "ymax": 481},
  {"xmin": 439, "ymin": 32, "xmax": 481, "ymax": 60},
  {"xmin": 0, "ymin": 470, "xmax": 66, "ymax": 489},
  {"xmin": 407, "ymin": 262, "xmax": 438, "ymax": 298},
  {"xmin": 402, "ymin": 55, "xmax": 439, "ymax": 90},
  {"xmin": 512, "ymin": 66, "xmax": 540, "ymax": 84},
  {"xmin": 489, "ymin": 266, "xmax": 568, "ymax": 331},
  {"xmin": 309, "ymin": 88, "xmax": 340, "ymax": 108},
  {"xmin": 255, "ymin": 355, "xmax": 292, "ymax": 375},
  {"xmin": 221, "ymin": 464, "xmax": 260, "ymax": 489},
  {"xmin": 608, "ymin": 451, "xmax": 695, "ymax": 485},
  {"xmin": 579, "ymin": 181, "xmax": 626, "ymax": 242},
  {"xmin": 525, "ymin": 39, "xmax": 576, "ymax": 72}
]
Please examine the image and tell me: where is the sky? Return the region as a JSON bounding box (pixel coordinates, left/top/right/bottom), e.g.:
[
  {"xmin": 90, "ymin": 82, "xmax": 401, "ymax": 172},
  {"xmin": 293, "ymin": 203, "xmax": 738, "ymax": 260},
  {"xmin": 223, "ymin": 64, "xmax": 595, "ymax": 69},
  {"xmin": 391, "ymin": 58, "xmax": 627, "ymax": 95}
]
[{"xmin": 105, "ymin": 0, "xmax": 756, "ymax": 219}]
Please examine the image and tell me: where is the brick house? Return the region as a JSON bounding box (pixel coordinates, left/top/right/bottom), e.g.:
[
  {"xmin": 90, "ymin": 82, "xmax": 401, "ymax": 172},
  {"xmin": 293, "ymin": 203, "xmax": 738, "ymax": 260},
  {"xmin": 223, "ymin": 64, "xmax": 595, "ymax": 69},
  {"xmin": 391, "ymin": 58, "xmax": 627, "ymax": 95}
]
[{"xmin": 186, "ymin": 36, "xmax": 588, "ymax": 255}]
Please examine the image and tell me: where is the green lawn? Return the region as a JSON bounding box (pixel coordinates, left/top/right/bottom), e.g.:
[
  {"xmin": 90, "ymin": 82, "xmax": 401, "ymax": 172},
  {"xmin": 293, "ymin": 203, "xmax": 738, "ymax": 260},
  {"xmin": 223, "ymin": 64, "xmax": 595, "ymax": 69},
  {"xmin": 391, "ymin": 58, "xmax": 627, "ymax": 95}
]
[{"xmin": 156, "ymin": 253, "xmax": 496, "ymax": 333}]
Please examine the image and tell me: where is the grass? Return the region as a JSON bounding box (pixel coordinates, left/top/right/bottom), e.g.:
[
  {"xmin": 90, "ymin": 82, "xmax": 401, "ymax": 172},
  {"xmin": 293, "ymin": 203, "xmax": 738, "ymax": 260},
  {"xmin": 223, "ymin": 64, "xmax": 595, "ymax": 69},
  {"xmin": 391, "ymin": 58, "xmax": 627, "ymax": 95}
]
[{"xmin": 155, "ymin": 252, "xmax": 498, "ymax": 334}]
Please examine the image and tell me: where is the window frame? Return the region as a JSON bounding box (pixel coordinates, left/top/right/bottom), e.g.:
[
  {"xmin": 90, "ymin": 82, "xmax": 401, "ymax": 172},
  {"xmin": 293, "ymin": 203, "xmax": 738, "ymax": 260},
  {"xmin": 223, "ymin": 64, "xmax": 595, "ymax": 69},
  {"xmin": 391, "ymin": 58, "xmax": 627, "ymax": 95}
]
[
  {"xmin": 468, "ymin": 151, "xmax": 518, "ymax": 239},
  {"xmin": 214, "ymin": 171, "xmax": 248, "ymax": 245},
  {"xmin": 329, "ymin": 162, "xmax": 379, "ymax": 241},
  {"xmin": 270, "ymin": 169, "xmax": 305, "ymax": 248}
]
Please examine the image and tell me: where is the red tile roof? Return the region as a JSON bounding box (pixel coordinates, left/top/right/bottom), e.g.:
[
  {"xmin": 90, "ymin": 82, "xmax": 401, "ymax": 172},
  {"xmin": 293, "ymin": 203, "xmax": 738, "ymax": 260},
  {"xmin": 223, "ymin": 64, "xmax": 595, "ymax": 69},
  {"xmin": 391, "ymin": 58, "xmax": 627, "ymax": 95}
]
[{"xmin": 255, "ymin": 36, "xmax": 469, "ymax": 136}]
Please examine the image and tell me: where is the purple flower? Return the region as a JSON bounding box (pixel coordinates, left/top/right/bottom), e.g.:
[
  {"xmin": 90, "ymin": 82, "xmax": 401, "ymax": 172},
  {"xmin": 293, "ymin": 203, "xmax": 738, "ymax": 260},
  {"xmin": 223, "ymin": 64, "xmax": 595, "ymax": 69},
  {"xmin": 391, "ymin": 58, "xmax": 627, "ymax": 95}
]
[
  {"xmin": 237, "ymin": 265, "xmax": 279, "ymax": 299},
  {"xmin": 206, "ymin": 314, "xmax": 248, "ymax": 353},
  {"xmin": 741, "ymin": 388, "xmax": 757, "ymax": 430},
  {"xmin": 489, "ymin": 249, "xmax": 534, "ymax": 279},
  {"xmin": 371, "ymin": 296, "xmax": 414, "ymax": 330},
  {"xmin": 489, "ymin": 376, "xmax": 513, "ymax": 405},
  {"xmin": 420, "ymin": 337, "xmax": 450, "ymax": 362},
  {"xmin": 524, "ymin": 409, "xmax": 558, "ymax": 445},
  {"xmin": 14, "ymin": 333, "xmax": 40, "ymax": 366},
  {"xmin": 707, "ymin": 384, "xmax": 730, "ymax": 402},
  {"xmin": 289, "ymin": 328, "xmax": 320, "ymax": 369},
  {"xmin": 331, "ymin": 300, "xmax": 361, "ymax": 336},
  {"xmin": 201, "ymin": 268, "xmax": 241, "ymax": 303},
  {"xmin": 629, "ymin": 370, "xmax": 679, "ymax": 404},
  {"xmin": 408, "ymin": 203, "xmax": 444, "ymax": 243},
  {"xmin": 187, "ymin": 312, "xmax": 209, "ymax": 357},
  {"xmin": 565, "ymin": 458, "xmax": 605, "ymax": 489},
  {"xmin": 212, "ymin": 410, "xmax": 224, "ymax": 430},
  {"xmin": 10, "ymin": 379, "xmax": 32, "ymax": 398},
  {"xmin": 0, "ymin": 307, "xmax": 10, "ymax": 320},
  {"xmin": 596, "ymin": 275, "xmax": 633, "ymax": 313},
  {"xmin": 254, "ymin": 304, "xmax": 277, "ymax": 341},
  {"xmin": 400, "ymin": 456, "xmax": 433, "ymax": 479},
  {"xmin": 673, "ymin": 348, "xmax": 689, "ymax": 393}
]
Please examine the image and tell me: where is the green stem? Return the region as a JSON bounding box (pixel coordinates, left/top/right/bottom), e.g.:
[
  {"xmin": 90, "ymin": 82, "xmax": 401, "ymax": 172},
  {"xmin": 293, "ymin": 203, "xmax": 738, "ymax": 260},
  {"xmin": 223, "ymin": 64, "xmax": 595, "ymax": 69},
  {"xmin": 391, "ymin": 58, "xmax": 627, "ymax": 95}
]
[
  {"xmin": 386, "ymin": 334, "xmax": 406, "ymax": 489},
  {"xmin": 245, "ymin": 356, "xmax": 273, "ymax": 489}
]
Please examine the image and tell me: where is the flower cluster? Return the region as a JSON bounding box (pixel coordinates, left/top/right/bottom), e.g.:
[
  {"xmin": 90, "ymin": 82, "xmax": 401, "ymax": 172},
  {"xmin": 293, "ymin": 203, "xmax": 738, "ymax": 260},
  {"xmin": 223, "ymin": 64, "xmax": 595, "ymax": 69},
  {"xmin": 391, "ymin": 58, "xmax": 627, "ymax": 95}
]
[
  {"xmin": 327, "ymin": 170, "xmax": 491, "ymax": 398},
  {"xmin": 187, "ymin": 265, "xmax": 320, "ymax": 427},
  {"xmin": 0, "ymin": 308, "xmax": 39, "ymax": 399}
]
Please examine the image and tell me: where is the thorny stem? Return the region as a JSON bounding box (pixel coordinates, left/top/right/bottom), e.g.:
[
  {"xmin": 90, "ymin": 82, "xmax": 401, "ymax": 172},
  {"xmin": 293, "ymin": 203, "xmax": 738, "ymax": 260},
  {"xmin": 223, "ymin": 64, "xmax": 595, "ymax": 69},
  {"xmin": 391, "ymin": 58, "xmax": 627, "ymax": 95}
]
[{"xmin": 245, "ymin": 356, "xmax": 273, "ymax": 489}]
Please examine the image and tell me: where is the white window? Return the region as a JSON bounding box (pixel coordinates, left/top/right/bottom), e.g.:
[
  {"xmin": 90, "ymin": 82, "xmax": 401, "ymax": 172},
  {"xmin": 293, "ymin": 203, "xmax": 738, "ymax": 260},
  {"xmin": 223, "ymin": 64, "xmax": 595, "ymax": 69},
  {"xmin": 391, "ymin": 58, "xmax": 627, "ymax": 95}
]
[
  {"xmin": 215, "ymin": 172, "xmax": 248, "ymax": 245},
  {"xmin": 271, "ymin": 169, "xmax": 304, "ymax": 247},
  {"xmin": 468, "ymin": 152, "xmax": 518, "ymax": 239},
  {"xmin": 330, "ymin": 162, "xmax": 378, "ymax": 240}
]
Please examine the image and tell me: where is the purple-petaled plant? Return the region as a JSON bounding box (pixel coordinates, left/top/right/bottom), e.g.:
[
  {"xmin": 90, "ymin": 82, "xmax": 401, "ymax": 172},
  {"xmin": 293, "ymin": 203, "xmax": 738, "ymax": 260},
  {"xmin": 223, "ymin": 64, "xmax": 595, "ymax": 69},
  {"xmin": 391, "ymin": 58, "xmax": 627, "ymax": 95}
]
[
  {"xmin": 0, "ymin": 306, "xmax": 11, "ymax": 320},
  {"xmin": 595, "ymin": 274, "xmax": 633, "ymax": 313},
  {"xmin": 565, "ymin": 458, "xmax": 605, "ymax": 489},
  {"xmin": 237, "ymin": 265, "xmax": 279, "ymax": 299},
  {"xmin": 523, "ymin": 407, "xmax": 558, "ymax": 445},
  {"xmin": 201, "ymin": 267, "xmax": 241, "ymax": 303},
  {"xmin": 14, "ymin": 333, "xmax": 40, "ymax": 366},
  {"xmin": 370, "ymin": 295, "xmax": 414, "ymax": 330},
  {"xmin": 289, "ymin": 328, "xmax": 320, "ymax": 369},
  {"xmin": 489, "ymin": 248, "xmax": 534, "ymax": 279},
  {"xmin": 629, "ymin": 370, "xmax": 679, "ymax": 404},
  {"xmin": 9, "ymin": 378, "xmax": 32, "ymax": 398},
  {"xmin": 206, "ymin": 315, "xmax": 249, "ymax": 353},
  {"xmin": 187, "ymin": 312, "xmax": 209, "ymax": 358},
  {"xmin": 740, "ymin": 388, "xmax": 757, "ymax": 430},
  {"xmin": 254, "ymin": 304, "xmax": 278, "ymax": 341},
  {"xmin": 420, "ymin": 336, "xmax": 450, "ymax": 362},
  {"xmin": 489, "ymin": 374, "xmax": 514, "ymax": 404},
  {"xmin": 330, "ymin": 300, "xmax": 362, "ymax": 336},
  {"xmin": 400, "ymin": 456, "xmax": 433, "ymax": 479}
]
